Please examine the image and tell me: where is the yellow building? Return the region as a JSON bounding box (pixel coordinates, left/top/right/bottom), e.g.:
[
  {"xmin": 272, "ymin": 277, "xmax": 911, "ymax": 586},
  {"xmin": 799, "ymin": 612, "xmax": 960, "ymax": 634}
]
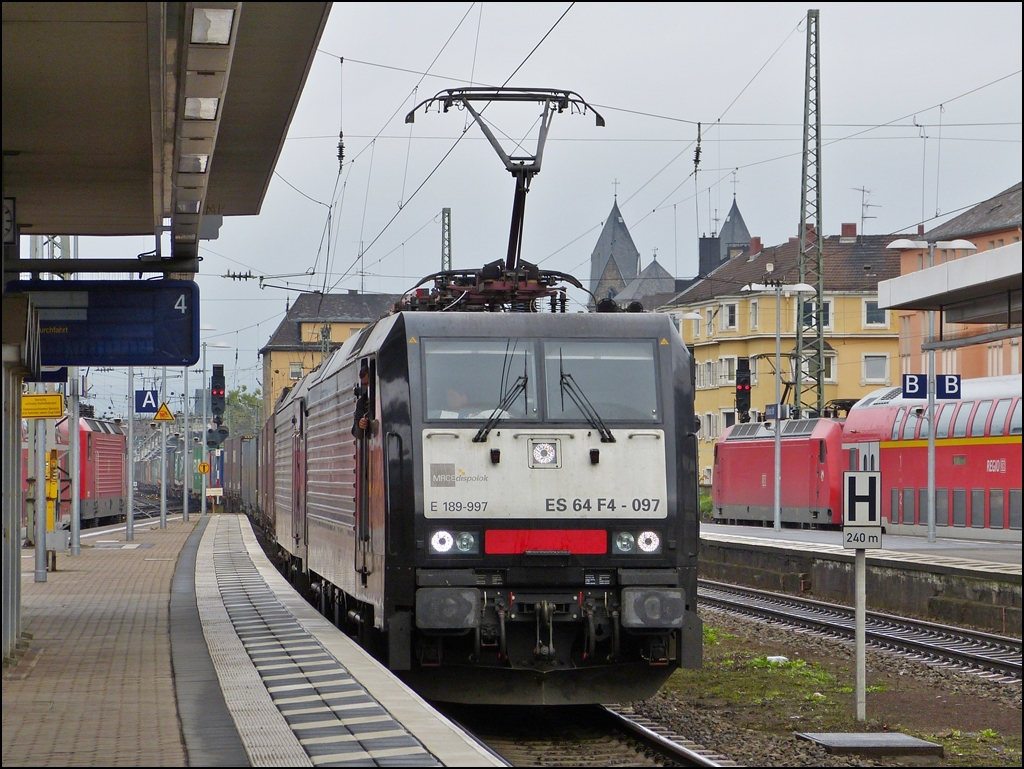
[
  {"xmin": 659, "ymin": 228, "xmax": 901, "ymax": 487},
  {"xmin": 259, "ymin": 291, "xmax": 399, "ymax": 418}
]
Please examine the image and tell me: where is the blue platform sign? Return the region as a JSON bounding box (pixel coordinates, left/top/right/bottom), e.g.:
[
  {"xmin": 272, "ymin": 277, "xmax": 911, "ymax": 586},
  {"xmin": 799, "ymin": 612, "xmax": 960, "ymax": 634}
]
[
  {"xmin": 937, "ymin": 374, "xmax": 962, "ymax": 399},
  {"xmin": 901, "ymin": 374, "xmax": 927, "ymax": 399},
  {"xmin": 902, "ymin": 373, "xmax": 961, "ymax": 400},
  {"xmin": 135, "ymin": 390, "xmax": 160, "ymax": 413},
  {"xmin": 6, "ymin": 280, "xmax": 200, "ymax": 366}
]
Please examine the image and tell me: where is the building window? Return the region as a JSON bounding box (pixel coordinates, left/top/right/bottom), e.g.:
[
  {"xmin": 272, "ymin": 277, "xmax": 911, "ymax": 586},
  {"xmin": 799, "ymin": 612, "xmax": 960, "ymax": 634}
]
[
  {"xmin": 289, "ymin": 362, "xmax": 303, "ymax": 380},
  {"xmin": 863, "ymin": 299, "xmax": 887, "ymax": 327},
  {"xmin": 824, "ymin": 353, "xmax": 837, "ymax": 383},
  {"xmin": 720, "ymin": 303, "xmax": 737, "ymax": 331},
  {"xmin": 749, "ymin": 299, "xmax": 758, "ymax": 330},
  {"xmin": 722, "ymin": 409, "xmax": 736, "ymax": 428},
  {"xmin": 705, "ymin": 308, "xmax": 714, "ymax": 338},
  {"xmin": 800, "ymin": 298, "xmax": 832, "ymax": 330},
  {"xmin": 862, "ymin": 354, "xmax": 889, "ymax": 385},
  {"xmin": 718, "ymin": 356, "xmax": 737, "ymax": 386},
  {"xmin": 692, "ymin": 316, "xmax": 701, "ymax": 339}
]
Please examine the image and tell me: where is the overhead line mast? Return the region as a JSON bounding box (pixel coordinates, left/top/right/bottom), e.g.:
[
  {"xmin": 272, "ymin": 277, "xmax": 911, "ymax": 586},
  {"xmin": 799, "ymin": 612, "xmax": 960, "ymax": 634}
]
[{"xmin": 796, "ymin": 8, "xmax": 825, "ymax": 418}]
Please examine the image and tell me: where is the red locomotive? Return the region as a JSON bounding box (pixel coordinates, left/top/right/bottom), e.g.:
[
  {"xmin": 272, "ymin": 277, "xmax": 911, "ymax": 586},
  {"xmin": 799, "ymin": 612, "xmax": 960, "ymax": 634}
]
[
  {"xmin": 53, "ymin": 416, "xmax": 128, "ymax": 527},
  {"xmin": 712, "ymin": 375, "xmax": 1022, "ymax": 538}
]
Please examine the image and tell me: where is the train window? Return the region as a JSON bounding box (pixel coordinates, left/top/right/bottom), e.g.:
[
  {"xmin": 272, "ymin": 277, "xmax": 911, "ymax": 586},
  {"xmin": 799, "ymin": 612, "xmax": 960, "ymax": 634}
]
[
  {"xmin": 971, "ymin": 489, "xmax": 985, "ymax": 527},
  {"xmin": 819, "ymin": 440, "xmax": 826, "ymax": 464},
  {"xmin": 952, "ymin": 489, "xmax": 967, "ymax": 527},
  {"xmin": 890, "ymin": 407, "xmax": 907, "ymax": 441},
  {"xmin": 918, "ymin": 489, "xmax": 929, "ymax": 525},
  {"xmin": 87, "ymin": 433, "xmax": 92, "ymax": 460},
  {"xmin": 902, "ymin": 410, "xmax": 920, "ymax": 440},
  {"xmin": 1008, "ymin": 400, "xmax": 1021, "ymax": 435},
  {"xmin": 544, "ymin": 340, "xmax": 658, "ymax": 421},
  {"xmin": 422, "ymin": 339, "xmax": 538, "ymax": 420},
  {"xmin": 951, "ymin": 402, "xmax": 974, "ymax": 438},
  {"xmin": 990, "ymin": 399, "xmax": 1012, "ymax": 436},
  {"xmin": 902, "ymin": 487, "xmax": 915, "ymax": 525},
  {"xmin": 936, "ymin": 488, "xmax": 949, "ymax": 526},
  {"xmin": 990, "ymin": 489, "xmax": 1004, "ymax": 529},
  {"xmin": 935, "ymin": 403, "xmax": 955, "ymax": 439},
  {"xmin": 890, "ymin": 487, "xmax": 898, "ymax": 524},
  {"xmin": 1010, "ymin": 489, "xmax": 1022, "ymax": 530},
  {"xmin": 969, "ymin": 400, "xmax": 992, "ymax": 437}
]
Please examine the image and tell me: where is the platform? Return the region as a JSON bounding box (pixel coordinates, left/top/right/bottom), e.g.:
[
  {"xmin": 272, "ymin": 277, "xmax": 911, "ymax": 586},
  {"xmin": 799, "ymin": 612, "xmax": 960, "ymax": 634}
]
[
  {"xmin": 702, "ymin": 523, "xmax": 1022, "ymax": 575},
  {"xmin": 699, "ymin": 523, "xmax": 1021, "ymax": 636},
  {"xmin": 2, "ymin": 514, "xmax": 504, "ymax": 767}
]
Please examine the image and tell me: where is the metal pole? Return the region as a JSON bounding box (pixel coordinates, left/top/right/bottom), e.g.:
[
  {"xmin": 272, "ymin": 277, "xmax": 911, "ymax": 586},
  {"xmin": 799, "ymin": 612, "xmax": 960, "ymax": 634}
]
[
  {"xmin": 183, "ymin": 364, "xmax": 190, "ymax": 523},
  {"xmin": 855, "ymin": 548, "xmax": 866, "ymax": 722},
  {"xmin": 69, "ymin": 367, "xmax": 81, "ymax": 555},
  {"xmin": 34, "ymin": 403, "xmax": 47, "ymax": 582},
  {"xmin": 202, "ymin": 343, "xmax": 208, "ymax": 517},
  {"xmin": 926, "ymin": 244, "xmax": 937, "ymax": 544},
  {"xmin": 126, "ymin": 366, "xmax": 135, "ymax": 542},
  {"xmin": 160, "ymin": 366, "xmax": 167, "ymax": 528},
  {"xmin": 774, "ymin": 284, "xmax": 782, "ymax": 531}
]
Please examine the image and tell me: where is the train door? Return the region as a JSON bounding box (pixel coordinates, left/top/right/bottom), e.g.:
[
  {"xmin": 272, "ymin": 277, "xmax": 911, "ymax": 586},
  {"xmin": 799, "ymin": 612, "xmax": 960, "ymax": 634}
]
[
  {"xmin": 354, "ymin": 359, "xmax": 378, "ymax": 583},
  {"xmin": 291, "ymin": 400, "xmax": 307, "ymax": 561}
]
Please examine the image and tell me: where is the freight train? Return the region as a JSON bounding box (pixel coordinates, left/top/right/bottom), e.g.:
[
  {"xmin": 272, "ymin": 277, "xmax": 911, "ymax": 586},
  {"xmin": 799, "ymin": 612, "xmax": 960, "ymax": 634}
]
[
  {"xmin": 233, "ymin": 306, "xmax": 703, "ymax": 705},
  {"xmin": 711, "ymin": 375, "xmax": 1022, "ymax": 539},
  {"xmin": 47, "ymin": 415, "xmax": 128, "ymax": 527}
]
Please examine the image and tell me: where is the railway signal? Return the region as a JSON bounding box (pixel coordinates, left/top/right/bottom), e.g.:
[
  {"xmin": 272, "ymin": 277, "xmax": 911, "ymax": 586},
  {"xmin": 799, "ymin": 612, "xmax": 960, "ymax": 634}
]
[
  {"xmin": 735, "ymin": 359, "xmax": 751, "ymax": 423},
  {"xmin": 211, "ymin": 364, "xmax": 226, "ymax": 418}
]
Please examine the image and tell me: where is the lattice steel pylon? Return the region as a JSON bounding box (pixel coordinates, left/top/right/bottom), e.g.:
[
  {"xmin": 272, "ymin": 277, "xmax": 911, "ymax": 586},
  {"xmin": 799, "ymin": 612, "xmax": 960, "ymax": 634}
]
[
  {"xmin": 441, "ymin": 207, "xmax": 452, "ymax": 271},
  {"xmin": 795, "ymin": 8, "xmax": 825, "ymax": 418}
]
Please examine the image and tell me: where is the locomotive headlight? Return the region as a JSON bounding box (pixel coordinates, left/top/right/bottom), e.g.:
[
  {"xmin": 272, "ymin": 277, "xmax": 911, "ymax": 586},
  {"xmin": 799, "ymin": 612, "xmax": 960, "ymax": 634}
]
[
  {"xmin": 455, "ymin": 531, "xmax": 478, "ymax": 553},
  {"xmin": 637, "ymin": 530, "xmax": 662, "ymax": 553},
  {"xmin": 430, "ymin": 530, "xmax": 454, "ymax": 553},
  {"xmin": 613, "ymin": 531, "xmax": 636, "ymax": 553}
]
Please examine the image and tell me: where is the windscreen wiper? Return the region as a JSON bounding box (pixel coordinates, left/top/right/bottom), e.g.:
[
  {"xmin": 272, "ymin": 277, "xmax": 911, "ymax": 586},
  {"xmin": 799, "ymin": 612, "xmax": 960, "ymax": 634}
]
[
  {"xmin": 472, "ymin": 375, "xmax": 528, "ymax": 443},
  {"xmin": 559, "ymin": 353, "xmax": 615, "ymax": 443}
]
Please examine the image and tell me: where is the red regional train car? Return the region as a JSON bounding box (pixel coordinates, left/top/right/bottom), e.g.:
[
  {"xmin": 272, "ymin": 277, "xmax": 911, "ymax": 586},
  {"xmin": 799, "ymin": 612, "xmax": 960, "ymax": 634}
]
[
  {"xmin": 54, "ymin": 416, "xmax": 128, "ymax": 526},
  {"xmin": 711, "ymin": 375, "xmax": 1022, "ymax": 540},
  {"xmin": 842, "ymin": 375, "xmax": 1021, "ymax": 539},
  {"xmin": 712, "ymin": 417, "xmax": 846, "ymax": 526}
]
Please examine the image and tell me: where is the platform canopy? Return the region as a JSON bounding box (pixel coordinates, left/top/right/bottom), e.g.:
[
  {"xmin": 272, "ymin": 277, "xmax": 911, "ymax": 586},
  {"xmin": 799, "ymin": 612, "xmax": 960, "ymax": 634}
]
[
  {"xmin": 2, "ymin": 2, "xmax": 331, "ymax": 272},
  {"xmin": 878, "ymin": 241, "xmax": 1021, "ymax": 350}
]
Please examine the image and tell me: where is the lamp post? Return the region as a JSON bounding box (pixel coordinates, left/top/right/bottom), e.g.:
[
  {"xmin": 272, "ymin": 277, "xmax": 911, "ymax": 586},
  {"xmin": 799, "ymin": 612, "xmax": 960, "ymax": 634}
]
[
  {"xmin": 886, "ymin": 238, "xmax": 977, "ymax": 542},
  {"xmin": 744, "ymin": 273, "xmax": 815, "ymax": 531}
]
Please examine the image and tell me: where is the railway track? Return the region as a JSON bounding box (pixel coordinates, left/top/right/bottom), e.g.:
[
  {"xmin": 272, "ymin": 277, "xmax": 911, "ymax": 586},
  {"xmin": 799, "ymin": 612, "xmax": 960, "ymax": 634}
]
[
  {"xmin": 698, "ymin": 579, "xmax": 1022, "ymax": 681},
  {"xmin": 437, "ymin": 703, "xmax": 736, "ymax": 767}
]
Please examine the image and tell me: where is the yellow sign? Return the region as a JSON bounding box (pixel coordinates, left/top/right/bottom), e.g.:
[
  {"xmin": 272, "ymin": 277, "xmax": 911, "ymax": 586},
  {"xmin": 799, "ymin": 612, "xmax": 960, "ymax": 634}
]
[
  {"xmin": 22, "ymin": 393, "xmax": 64, "ymax": 419},
  {"xmin": 198, "ymin": 462, "xmax": 211, "ymax": 475},
  {"xmin": 154, "ymin": 402, "xmax": 175, "ymax": 422}
]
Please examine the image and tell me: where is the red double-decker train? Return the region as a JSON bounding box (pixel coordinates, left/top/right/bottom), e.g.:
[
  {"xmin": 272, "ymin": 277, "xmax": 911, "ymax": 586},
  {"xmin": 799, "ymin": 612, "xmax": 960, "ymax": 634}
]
[{"xmin": 712, "ymin": 375, "xmax": 1022, "ymax": 539}]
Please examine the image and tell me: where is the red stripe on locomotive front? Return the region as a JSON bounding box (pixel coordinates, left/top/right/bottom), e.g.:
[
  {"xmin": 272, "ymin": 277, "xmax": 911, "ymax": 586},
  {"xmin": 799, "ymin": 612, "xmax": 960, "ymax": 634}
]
[{"xmin": 485, "ymin": 529, "xmax": 607, "ymax": 554}]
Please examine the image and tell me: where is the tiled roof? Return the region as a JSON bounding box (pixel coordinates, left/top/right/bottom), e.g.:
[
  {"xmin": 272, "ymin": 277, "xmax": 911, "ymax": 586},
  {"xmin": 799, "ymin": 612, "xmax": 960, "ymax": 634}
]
[
  {"xmin": 925, "ymin": 182, "xmax": 1022, "ymax": 241},
  {"xmin": 260, "ymin": 291, "xmax": 400, "ymax": 352},
  {"xmin": 616, "ymin": 258, "xmax": 676, "ymax": 304},
  {"xmin": 660, "ymin": 233, "xmax": 900, "ymax": 307}
]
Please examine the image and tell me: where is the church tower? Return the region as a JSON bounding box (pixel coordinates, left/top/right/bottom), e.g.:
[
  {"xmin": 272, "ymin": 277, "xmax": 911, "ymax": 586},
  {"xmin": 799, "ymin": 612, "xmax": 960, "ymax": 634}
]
[{"xmin": 589, "ymin": 199, "xmax": 640, "ymax": 300}]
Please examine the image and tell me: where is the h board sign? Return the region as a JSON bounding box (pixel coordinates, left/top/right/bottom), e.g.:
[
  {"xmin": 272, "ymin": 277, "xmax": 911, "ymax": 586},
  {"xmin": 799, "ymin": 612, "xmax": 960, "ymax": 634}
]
[
  {"xmin": 901, "ymin": 373, "xmax": 962, "ymax": 400},
  {"xmin": 843, "ymin": 470, "xmax": 882, "ymax": 549}
]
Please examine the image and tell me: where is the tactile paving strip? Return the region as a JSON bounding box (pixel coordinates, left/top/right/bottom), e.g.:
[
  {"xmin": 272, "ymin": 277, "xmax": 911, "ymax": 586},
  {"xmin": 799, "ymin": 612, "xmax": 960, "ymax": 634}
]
[{"xmin": 203, "ymin": 516, "xmax": 441, "ymax": 767}]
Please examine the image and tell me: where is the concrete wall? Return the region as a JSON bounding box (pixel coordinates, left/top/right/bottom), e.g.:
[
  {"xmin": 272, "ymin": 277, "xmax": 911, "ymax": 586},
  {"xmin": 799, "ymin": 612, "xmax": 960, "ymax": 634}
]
[{"xmin": 699, "ymin": 540, "xmax": 1021, "ymax": 637}]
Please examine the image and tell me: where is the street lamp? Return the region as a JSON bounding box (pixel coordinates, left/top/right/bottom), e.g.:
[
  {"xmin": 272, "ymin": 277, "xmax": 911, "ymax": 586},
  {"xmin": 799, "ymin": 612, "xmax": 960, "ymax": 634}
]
[
  {"xmin": 886, "ymin": 238, "xmax": 977, "ymax": 542},
  {"xmin": 743, "ymin": 273, "xmax": 815, "ymax": 531}
]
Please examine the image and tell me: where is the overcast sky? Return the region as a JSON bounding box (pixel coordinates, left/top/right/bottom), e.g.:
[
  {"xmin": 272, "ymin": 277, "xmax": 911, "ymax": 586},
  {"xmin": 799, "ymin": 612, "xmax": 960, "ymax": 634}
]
[{"xmin": 69, "ymin": 2, "xmax": 1022, "ymax": 417}]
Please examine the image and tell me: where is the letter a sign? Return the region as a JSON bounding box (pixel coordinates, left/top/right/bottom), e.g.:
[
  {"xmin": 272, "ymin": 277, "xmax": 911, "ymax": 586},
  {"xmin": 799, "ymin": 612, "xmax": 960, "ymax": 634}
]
[{"xmin": 135, "ymin": 389, "xmax": 160, "ymax": 413}]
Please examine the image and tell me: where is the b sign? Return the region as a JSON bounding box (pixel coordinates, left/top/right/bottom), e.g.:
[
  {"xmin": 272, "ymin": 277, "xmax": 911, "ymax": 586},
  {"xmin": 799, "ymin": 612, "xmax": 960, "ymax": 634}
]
[
  {"xmin": 135, "ymin": 390, "xmax": 159, "ymax": 413},
  {"xmin": 901, "ymin": 374, "xmax": 926, "ymax": 399},
  {"xmin": 937, "ymin": 374, "xmax": 962, "ymax": 399}
]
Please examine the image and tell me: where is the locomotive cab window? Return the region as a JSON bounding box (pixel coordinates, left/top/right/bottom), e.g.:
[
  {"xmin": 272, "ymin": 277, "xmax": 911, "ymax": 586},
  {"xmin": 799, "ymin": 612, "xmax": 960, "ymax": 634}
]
[
  {"xmin": 544, "ymin": 340, "xmax": 659, "ymax": 421},
  {"xmin": 422, "ymin": 338, "xmax": 538, "ymax": 420}
]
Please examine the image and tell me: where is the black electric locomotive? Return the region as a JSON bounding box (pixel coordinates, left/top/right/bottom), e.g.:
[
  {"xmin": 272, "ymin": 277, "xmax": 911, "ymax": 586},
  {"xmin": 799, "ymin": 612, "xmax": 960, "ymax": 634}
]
[{"xmin": 257, "ymin": 87, "xmax": 701, "ymax": 704}]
